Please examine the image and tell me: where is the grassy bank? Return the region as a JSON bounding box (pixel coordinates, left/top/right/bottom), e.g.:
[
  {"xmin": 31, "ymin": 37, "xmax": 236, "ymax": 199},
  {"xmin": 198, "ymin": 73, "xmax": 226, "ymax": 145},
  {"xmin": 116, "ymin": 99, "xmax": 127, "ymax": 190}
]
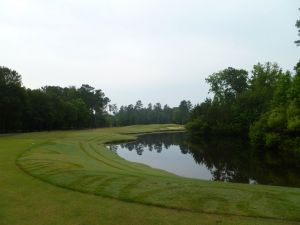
[{"xmin": 1, "ymin": 124, "xmax": 300, "ymax": 225}]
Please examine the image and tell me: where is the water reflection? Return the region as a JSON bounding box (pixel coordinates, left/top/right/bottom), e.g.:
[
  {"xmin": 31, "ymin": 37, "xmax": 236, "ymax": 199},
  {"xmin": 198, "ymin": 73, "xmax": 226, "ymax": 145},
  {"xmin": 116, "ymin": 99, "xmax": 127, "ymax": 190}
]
[
  {"xmin": 188, "ymin": 137, "xmax": 252, "ymax": 183},
  {"xmin": 109, "ymin": 132, "xmax": 300, "ymax": 187}
]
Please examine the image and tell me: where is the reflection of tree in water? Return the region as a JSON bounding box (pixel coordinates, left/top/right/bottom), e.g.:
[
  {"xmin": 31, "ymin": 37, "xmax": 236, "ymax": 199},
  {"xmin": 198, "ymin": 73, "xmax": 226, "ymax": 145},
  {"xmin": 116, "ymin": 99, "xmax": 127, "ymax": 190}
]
[
  {"xmin": 107, "ymin": 145, "xmax": 118, "ymax": 153},
  {"xmin": 188, "ymin": 136, "xmax": 300, "ymax": 187},
  {"xmin": 119, "ymin": 132, "xmax": 187, "ymax": 155},
  {"xmin": 187, "ymin": 136, "xmax": 252, "ymax": 183},
  {"xmin": 249, "ymin": 149, "xmax": 300, "ymax": 187},
  {"xmin": 115, "ymin": 133, "xmax": 249, "ymax": 182},
  {"xmin": 179, "ymin": 145, "xmax": 189, "ymax": 154},
  {"xmin": 112, "ymin": 132, "xmax": 300, "ymax": 187}
]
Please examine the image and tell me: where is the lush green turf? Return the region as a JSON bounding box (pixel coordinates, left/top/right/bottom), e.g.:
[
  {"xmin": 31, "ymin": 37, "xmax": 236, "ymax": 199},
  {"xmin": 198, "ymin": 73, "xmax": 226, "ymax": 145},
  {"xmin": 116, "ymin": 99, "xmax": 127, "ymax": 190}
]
[{"xmin": 1, "ymin": 124, "xmax": 300, "ymax": 225}]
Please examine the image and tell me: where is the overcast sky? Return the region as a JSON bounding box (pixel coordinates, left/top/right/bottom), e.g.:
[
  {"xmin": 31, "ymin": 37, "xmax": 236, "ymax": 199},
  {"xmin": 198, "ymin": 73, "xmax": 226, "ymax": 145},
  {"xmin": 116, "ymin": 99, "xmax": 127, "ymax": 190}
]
[{"xmin": 0, "ymin": 0, "xmax": 299, "ymax": 107}]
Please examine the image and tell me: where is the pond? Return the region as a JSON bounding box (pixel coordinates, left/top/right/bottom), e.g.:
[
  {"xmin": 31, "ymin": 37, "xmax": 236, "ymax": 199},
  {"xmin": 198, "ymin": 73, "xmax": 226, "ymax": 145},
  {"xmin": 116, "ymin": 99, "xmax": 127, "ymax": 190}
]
[{"xmin": 108, "ymin": 132, "xmax": 300, "ymax": 187}]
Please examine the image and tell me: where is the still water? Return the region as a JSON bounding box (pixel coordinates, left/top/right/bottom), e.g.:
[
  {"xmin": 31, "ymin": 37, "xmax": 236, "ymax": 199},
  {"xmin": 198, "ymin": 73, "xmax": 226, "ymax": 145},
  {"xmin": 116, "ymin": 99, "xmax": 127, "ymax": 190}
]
[{"xmin": 108, "ymin": 132, "xmax": 300, "ymax": 187}]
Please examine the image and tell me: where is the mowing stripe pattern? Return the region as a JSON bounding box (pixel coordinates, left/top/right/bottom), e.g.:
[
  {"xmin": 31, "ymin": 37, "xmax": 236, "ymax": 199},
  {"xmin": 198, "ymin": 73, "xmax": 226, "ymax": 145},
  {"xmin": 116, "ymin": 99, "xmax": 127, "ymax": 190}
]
[{"xmin": 16, "ymin": 125, "xmax": 300, "ymax": 222}]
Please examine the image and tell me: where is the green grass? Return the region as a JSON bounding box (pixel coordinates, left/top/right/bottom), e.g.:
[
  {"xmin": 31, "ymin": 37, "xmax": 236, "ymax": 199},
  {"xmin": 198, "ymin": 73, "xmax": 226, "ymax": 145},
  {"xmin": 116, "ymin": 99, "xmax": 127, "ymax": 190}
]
[{"xmin": 1, "ymin": 124, "xmax": 300, "ymax": 225}]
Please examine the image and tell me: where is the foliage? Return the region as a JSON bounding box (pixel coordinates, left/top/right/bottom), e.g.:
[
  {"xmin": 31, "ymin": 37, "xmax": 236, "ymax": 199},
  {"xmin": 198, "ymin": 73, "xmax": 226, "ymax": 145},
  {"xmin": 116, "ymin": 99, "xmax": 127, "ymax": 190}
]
[
  {"xmin": 206, "ymin": 67, "xmax": 248, "ymax": 103},
  {"xmin": 187, "ymin": 67, "xmax": 251, "ymax": 136},
  {"xmin": 0, "ymin": 66, "xmax": 193, "ymax": 132},
  {"xmin": 0, "ymin": 66, "xmax": 110, "ymax": 132},
  {"xmin": 0, "ymin": 66, "xmax": 26, "ymax": 131},
  {"xmin": 187, "ymin": 62, "xmax": 300, "ymax": 154},
  {"xmin": 112, "ymin": 100, "xmax": 192, "ymax": 126},
  {"xmin": 249, "ymin": 64, "xmax": 300, "ymax": 153}
]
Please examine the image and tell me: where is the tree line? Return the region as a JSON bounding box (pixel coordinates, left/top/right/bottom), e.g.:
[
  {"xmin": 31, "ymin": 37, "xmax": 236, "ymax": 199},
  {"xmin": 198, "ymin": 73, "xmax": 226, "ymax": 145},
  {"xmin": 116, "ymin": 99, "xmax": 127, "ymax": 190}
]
[
  {"xmin": 0, "ymin": 66, "xmax": 192, "ymax": 133},
  {"xmin": 0, "ymin": 66, "xmax": 110, "ymax": 132},
  {"xmin": 187, "ymin": 12, "xmax": 300, "ymax": 154},
  {"xmin": 109, "ymin": 100, "xmax": 192, "ymax": 126},
  {"xmin": 186, "ymin": 62, "xmax": 300, "ymax": 154}
]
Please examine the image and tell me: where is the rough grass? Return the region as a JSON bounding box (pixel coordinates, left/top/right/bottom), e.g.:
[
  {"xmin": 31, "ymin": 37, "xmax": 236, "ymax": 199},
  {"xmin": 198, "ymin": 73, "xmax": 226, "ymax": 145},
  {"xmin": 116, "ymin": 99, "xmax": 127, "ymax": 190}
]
[{"xmin": 1, "ymin": 124, "xmax": 300, "ymax": 225}]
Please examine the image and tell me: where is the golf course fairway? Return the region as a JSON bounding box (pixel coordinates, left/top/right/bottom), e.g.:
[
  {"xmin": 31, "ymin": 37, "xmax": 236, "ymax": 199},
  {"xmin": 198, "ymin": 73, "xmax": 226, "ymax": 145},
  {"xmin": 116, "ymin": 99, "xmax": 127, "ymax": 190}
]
[{"xmin": 1, "ymin": 124, "xmax": 300, "ymax": 225}]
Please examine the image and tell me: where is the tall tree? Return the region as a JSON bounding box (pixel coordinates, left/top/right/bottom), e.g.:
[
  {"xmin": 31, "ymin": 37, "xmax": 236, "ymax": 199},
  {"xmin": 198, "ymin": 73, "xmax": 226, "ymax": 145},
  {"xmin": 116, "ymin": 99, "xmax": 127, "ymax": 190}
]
[
  {"xmin": 249, "ymin": 62, "xmax": 300, "ymax": 153},
  {"xmin": 0, "ymin": 67, "xmax": 26, "ymax": 132},
  {"xmin": 206, "ymin": 67, "xmax": 248, "ymax": 103},
  {"xmin": 295, "ymin": 8, "xmax": 300, "ymax": 46}
]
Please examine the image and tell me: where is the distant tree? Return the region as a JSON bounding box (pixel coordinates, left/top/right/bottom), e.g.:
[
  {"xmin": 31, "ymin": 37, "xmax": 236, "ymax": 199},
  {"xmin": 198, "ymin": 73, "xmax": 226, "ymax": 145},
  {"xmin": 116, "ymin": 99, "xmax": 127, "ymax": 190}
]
[
  {"xmin": 134, "ymin": 100, "xmax": 143, "ymax": 110},
  {"xmin": 78, "ymin": 84, "xmax": 110, "ymax": 127},
  {"xmin": 114, "ymin": 100, "xmax": 192, "ymax": 126},
  {"xmin": 108, "ymin": 104, "xmax": 118, "ymax": 115},
  {"xmin": 173, "ymin": 100, "xmax": 193, "ymax": 124},
  {"xmin": 295, "ymin": 8, "xmax": 300, "ymax": 46},
  {"xmin": 162, "ymin": 104, "xmax": 173, "ymax": 123},
  {"xmin": 153, "ymin": 103, "xmax": 162, "ymax": 123}
]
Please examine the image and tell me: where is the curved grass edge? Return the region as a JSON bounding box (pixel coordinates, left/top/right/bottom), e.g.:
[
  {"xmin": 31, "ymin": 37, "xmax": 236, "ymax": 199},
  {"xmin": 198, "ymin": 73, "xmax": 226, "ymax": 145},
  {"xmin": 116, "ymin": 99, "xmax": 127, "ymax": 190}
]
[
  {"xmin": 15, "ymin": 125, "xmax": 300, "ymax": 222},
  {"xmin": 14, "ymin": 161, "xmax": 298, "ymax": 224}
]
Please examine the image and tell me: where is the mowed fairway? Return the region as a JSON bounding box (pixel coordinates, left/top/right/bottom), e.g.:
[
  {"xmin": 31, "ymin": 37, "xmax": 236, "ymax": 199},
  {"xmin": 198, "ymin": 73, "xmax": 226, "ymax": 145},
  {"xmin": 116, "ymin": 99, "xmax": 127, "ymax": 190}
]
[{"xmin": 1, "ymin": 125, "xmax": 300, "ymax": 225}]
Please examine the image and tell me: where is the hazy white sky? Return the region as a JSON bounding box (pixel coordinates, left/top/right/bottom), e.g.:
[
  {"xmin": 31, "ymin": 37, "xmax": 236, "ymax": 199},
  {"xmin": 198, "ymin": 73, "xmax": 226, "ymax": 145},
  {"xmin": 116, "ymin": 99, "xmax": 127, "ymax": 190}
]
[{"xmin": 0, "ymin": 0, "xmax": 299, "ymax": 107}]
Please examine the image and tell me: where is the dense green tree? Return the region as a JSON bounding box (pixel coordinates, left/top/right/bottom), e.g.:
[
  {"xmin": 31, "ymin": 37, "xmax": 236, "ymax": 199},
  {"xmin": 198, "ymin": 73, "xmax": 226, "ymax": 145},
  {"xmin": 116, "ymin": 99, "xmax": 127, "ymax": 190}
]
[
  {"xmin": 0, "ymin": 67, "xmax": 26, "ymax": 132},
  {"xmin": 0, "ymin": 66, "xmax": 110, "ymax": 132},
  {"xmin": 186, "ymin": 99, "xmax": 212, "ymax": 136},
  {"xmin": 206, "ymin": 67, "xmax": 248, "ymax": 103},
  {"xmin": 249, "ymin": 62, "xmax": 300, "ymax": 153},
  {"xmin": 248, "ymin": 63, "xmax": 283, "ymax": 115},
  {"xmin": 113, "ymin": 100, "xmax": 192, "ymax": 126},
  {"xmin": 78, "ymin": 84, "xmax": 110, "ymax": 127},
  {"xmin": 187, "ymin": 62, "xmax": 293, "ymax": 137},
  {"xmin": 187, "ymin": 67, "xmax": 250, "ymax": 136},
  {"xmin": 173, "ymin": 100, "xmax": 193, "ymax": 124},
  {"xmin": 162, "ymin": 104, "xmax": 173, "ymax": 123},
  {"xmin": 187, "ymin": 61, "xmax": 300, "ymax": 155},
  {"xmin": 24, "ymin": 89, "xmax": 54, "ymax": 130}
]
